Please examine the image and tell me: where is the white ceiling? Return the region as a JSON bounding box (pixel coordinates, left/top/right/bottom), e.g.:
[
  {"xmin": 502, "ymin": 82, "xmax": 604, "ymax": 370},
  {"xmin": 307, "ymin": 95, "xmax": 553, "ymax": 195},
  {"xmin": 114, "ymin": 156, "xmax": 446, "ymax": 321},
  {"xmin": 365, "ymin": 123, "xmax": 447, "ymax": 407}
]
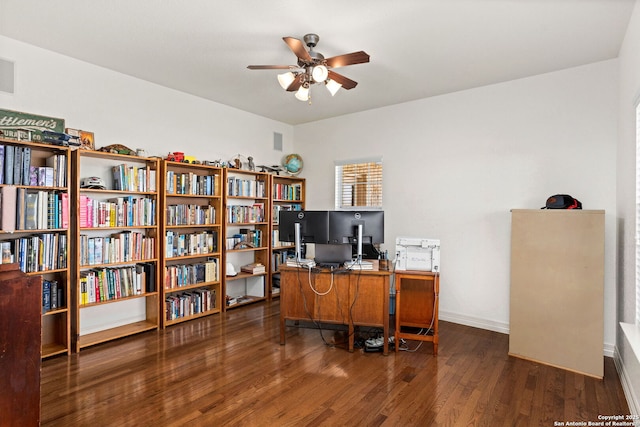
[{"xmin": 0, "ymin": 0, "xmax": 635, "ymax": 125}]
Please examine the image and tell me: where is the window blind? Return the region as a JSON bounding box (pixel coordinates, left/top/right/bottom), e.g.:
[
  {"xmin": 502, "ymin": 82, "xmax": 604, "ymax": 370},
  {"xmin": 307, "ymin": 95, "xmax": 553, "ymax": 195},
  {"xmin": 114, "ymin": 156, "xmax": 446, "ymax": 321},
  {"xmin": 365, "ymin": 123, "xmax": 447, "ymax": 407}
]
[{"xmin": 334, "ymin": 157, "xmax": 383, "ymax": 209}]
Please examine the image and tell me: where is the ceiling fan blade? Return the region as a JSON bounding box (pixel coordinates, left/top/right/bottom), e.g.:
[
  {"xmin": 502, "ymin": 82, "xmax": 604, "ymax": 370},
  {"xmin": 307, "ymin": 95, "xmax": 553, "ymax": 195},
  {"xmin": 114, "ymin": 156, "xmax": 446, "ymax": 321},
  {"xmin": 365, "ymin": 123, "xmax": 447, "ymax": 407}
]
[
  {"xmin": 327, "ymin": 70, "xmax": 358, "ymax": 90},
  {"xmin": 286, "ymin": 78, "xmax": 303, "ymax": 92},
  {"xmin": 283, "ymin": 37, "xmax": 312, "ymax": 63},
  {"xmin": 325, "ymin": 51, "xmax": 370, "ymax": 68},
  {"xmin": 247, "ymin": 65, "xmax": 294, "ymax": 70}
]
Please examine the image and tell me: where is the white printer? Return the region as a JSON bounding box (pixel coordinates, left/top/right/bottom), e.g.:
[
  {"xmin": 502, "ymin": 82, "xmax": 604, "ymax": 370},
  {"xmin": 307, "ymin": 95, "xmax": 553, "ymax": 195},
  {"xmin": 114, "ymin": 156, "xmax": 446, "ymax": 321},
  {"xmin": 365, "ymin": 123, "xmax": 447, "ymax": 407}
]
[{"xmin": 394, "ymin": 236, "xmax": 440, "ymax": 272}]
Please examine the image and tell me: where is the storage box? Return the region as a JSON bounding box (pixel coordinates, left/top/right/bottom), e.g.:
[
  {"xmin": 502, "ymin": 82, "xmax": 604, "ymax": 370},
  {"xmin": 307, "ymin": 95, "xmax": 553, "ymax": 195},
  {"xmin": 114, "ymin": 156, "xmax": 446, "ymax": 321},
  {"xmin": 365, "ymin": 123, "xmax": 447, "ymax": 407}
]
[{"xmin": 0, "ymin": 109, "xmax": 65, "ymax": 142}]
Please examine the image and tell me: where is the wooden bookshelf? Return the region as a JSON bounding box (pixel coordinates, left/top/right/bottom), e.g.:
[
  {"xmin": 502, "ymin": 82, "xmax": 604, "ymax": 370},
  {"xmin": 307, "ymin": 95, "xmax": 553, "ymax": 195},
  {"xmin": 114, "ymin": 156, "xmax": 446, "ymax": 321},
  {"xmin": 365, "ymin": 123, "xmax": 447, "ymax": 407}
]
[
  {"xmin": 0, "ymin": 137, "xmax": 72, "ymax": 358},
  {"xmin": 269, "ymin": 174, "xmax": 305, "ymax": 299},
  {"xmin": 160, "ymin": 160, "xmax": 223, "ymax": 327},
  {"xmin": 71, "ymin": 150, "xmax": 160, "ymax": 351},
  {"xmin": 223, "ymin": 168, "xmax": 270, "ymax": 309}
]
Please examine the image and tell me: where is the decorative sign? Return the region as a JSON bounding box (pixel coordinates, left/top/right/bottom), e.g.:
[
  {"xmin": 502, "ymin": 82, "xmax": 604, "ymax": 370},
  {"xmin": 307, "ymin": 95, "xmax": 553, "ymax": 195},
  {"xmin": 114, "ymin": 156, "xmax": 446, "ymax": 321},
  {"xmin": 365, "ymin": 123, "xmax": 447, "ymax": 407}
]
[{"xmin": 0, "ymin": 109, "xmax": 65, "ymax": 142}]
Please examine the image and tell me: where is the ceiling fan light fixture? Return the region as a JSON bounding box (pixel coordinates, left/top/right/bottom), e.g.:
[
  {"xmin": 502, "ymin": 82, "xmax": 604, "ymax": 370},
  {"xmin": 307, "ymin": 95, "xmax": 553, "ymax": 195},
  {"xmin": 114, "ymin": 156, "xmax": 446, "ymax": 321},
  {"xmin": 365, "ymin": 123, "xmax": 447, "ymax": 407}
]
[
  {"xmin": 311, "ymin": 65, "xmax": 328, "ymax": 83},
  {"xmin": 295, "ymin": 84, "xmax": 310, "ymax": 101},
  {"xmin": 325, "ymin": 79, "xmax": 342, "ymax": 96},
  {"xmin": 277, "ymin": 71, "xmax": 296, "ymax": 90}
]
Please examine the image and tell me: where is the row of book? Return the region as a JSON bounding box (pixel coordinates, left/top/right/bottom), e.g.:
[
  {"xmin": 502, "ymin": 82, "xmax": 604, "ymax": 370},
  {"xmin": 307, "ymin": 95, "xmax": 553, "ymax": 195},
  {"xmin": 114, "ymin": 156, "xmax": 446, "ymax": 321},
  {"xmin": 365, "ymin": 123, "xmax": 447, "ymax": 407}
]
[
  {"xmin": 272, "ymin": 204, "xmax": 302, "ymax": 224},
  {"xmin": 78, "ymin": 263, "xmax": 156, "ymax": 305},
  {"xmin": 272, "ymin": 250, "xmax": 295, "ymax": 273},
  {"xmin": 165, "ymin": 288, "xmax": 217, "ymax": 321},
  {"xmin": 0, "ymin": 145, "xmax": 67, "ymax": 187},
  {"xmin": 1, "ymin": 186, "xmax": 69, "ymax": 232},
  {"xmin": 271, "ymin": 229, "xmax": 293, "ymax": 248},
  {"xmin": 79, "ymin": 232, "xmax": 156, "ymax": 266},
  {"xmin": 79, "ymin": 195, "xmax": 156, "ymax": 228},
  {"xmin": 227, "ymin": 177, "xmax": 266, "ymax": 198},
  {"xmin": 226, "ymin": 203, "xmax": 265, "ymax": 224},
  {"xmin": 164, "ymin": 258, "xmax": 219, "ymax": 289},
  {"xmin": 225, "ymin": 229, "xmax": 263, "ymax": 250},
  {"xmin": 42, "ymin": 279, "xmax": 64, "ymax": 313},
  {"xmin": 165, "ymin": 171, "xmax": 219, "ymax": 196},
  {"xmin": 166, "ymin": 204, "xmax": 216, "ymax": 226},
  {"xmin": 165, "ymin": 230, "xmax": 218, "ymax": 258},
  {"xmin": 273, "ymin": 183, "xmax": 303, "ymax": 201},
  {"xmin": 12, "ymin": 233, "xmax": 68, "ymax": 273},
  {"xmin": 112, "ymin": 163, "xmax": 157, "ymax": 192}
]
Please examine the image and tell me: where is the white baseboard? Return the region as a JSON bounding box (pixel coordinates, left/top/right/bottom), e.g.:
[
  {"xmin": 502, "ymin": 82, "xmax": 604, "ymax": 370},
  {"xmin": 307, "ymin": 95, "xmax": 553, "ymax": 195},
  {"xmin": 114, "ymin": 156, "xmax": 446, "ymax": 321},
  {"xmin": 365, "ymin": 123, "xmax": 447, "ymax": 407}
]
[
  {"xmin": 614, "ymin": 346, "xmax": 640, "ymax": 416},
  {"xmin": 440, "ymin": 310, "xmax": 615, "ymax": 358},
  {"xmin": 439, "ymin": 310, "xmax": 509, "ymax": 335}
]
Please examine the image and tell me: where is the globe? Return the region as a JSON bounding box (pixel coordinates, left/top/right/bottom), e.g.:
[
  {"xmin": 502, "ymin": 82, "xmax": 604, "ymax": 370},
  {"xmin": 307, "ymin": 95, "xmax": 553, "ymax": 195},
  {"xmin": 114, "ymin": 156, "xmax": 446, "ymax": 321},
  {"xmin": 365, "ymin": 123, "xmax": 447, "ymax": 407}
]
[{"xmin": 282, "ymin": 154, "xmax": 303, "ymax": 176}]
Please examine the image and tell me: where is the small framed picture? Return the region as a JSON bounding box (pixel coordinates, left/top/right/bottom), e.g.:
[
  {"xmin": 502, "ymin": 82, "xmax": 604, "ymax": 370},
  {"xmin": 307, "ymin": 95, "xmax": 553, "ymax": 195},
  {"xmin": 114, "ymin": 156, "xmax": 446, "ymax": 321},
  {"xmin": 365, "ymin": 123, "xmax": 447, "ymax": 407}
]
[{"xmin": 79, "ymin": 131, "xmax": 95, "ymax": 150}]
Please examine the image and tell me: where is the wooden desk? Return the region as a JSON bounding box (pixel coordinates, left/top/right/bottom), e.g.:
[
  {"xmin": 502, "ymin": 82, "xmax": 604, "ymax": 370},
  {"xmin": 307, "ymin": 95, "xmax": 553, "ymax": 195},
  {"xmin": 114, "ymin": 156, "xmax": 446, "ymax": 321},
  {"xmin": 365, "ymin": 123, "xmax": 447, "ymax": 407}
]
[
  {"xmin": 279, "ymin": 264, "xmax": 391, "ymax": 355},
  {"xmin": 394, "ymin": 270, "xmax": 439, "ymax": 355}
]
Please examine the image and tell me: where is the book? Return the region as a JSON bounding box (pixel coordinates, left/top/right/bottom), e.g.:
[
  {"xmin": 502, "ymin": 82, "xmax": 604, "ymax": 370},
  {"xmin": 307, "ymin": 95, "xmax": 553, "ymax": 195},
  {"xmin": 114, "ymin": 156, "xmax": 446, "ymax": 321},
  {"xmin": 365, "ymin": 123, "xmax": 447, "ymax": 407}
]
[
  {"xmin": 42, "ymin": 280, "xmax": 51, "ymax": 313},
  {"xmin": 241, "ymin": 262, "xmax": 266, "ymax": 274},
  {"xmin": 1, "ymin": 186, "xmax": 16, "ymax": 232},
  {"xmin": 4, "ymin": 145, "xmax": 14, "ymax": 185},
  {"xmin": 0, "ymin": 145, "xmax": 4, "ymax": 185},
  {"xmin": 1, "ymin": 241, "xmax": 11, "ymax": 263},
  {"xmin": 21, "ymin": 146, "xmax": 31, "ymax": 185},
  {"xmin": 24, "ymin": 192, "xmax": 38, "ymax": 230},
  {"xmin": 13, "ymin": 146, "xmax": 22, "ymax": 186}
]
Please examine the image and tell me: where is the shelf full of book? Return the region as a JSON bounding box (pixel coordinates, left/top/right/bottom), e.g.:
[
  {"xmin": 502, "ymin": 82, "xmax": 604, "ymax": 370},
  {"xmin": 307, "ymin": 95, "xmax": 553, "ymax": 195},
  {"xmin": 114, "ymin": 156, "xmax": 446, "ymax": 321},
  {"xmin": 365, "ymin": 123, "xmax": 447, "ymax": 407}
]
[
  {"xmin": 160, "ymin": 160, "xmax": 223, "ymax": 327},
  {"xmin": 224, "ymin": 168, "xmax": 270, "ymax": 309},
  {"xmin": 0, "ymin": 137, "xmax": 72, "ymax": 358},
  {"xmin": 71, "ymin": 150, "xmax": 160, "ymax": 351},
  {"xmin": 269, "ymin": 175, "xmax": 305, "ymax": 299}
]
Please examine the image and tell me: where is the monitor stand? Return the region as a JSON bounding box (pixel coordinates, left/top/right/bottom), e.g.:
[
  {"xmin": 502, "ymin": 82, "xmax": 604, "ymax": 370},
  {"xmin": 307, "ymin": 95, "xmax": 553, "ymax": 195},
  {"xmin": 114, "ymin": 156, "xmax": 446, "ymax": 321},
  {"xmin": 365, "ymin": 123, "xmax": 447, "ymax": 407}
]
[{"xmin": 287, "ymin": 222, "xmax": 315, "ymax": 268}]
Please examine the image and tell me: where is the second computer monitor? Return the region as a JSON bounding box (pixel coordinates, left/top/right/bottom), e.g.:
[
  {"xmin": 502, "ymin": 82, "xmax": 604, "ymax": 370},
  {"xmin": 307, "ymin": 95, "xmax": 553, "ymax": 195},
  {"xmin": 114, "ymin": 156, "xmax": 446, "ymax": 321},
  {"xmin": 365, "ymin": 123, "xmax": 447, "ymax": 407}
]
[{"xmin": 328, "ymin": 211, "xmax": 384, "ymax": 245}]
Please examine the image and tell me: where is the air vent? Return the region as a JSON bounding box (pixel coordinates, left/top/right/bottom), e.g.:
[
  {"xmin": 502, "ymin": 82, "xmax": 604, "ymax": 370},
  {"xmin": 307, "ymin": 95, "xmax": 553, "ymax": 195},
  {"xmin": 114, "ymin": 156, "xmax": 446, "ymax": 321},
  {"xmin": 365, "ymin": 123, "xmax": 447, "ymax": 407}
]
[{"xmin": 0, "ymin": 58, "xmax": 15, "ymax": 94}]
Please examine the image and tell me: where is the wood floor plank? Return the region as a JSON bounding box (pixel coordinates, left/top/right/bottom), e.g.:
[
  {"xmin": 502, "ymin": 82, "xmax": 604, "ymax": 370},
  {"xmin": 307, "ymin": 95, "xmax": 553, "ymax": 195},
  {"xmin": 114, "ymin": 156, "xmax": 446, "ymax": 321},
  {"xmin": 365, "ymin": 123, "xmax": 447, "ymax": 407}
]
[{"xmin": 40, "ymin": 301, "xmax": 631, "ymax": 426}]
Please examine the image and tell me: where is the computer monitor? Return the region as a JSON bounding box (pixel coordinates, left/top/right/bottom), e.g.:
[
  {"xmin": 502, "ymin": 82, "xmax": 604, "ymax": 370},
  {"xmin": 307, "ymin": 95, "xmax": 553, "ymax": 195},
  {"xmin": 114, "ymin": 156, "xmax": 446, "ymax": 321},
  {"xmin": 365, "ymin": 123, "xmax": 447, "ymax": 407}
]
[
  {"xmin": 278, "ymin": 210, "xmax": 329, "ymax": 244},
  {"xmin": 328, "ymin": 211, "xmax": 384, "ymax": 260},
  {"xmin": 278, "ymin": 210, "xmax": 329, "ymax": 261}
]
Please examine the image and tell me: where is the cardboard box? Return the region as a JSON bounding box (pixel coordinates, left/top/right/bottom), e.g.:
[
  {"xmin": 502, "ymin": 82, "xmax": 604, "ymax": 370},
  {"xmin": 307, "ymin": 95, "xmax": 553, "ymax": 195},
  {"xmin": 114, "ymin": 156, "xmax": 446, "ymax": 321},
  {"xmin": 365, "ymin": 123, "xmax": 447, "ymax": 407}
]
[{"xmin": 0, "ymin": 108, "xmax": 65, "ymax": 142}]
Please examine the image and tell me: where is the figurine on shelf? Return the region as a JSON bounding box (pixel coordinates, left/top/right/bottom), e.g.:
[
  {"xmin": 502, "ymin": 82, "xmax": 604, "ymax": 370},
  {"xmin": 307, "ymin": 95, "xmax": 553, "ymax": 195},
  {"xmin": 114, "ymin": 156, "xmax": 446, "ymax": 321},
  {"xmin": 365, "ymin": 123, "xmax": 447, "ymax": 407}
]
[{"xmin": 247, "ymin": 156, "xmax": 255, "ymax": 171}]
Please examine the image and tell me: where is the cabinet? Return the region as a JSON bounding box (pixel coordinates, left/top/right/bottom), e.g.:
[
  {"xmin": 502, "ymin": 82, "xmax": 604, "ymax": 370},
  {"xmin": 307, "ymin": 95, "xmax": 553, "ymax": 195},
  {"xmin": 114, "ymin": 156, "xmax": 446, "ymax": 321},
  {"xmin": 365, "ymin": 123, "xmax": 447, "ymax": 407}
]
[
  {"xmin": 394, "ymin": 270, "xmax": 440, "ymax": 355},
  {"xmin": 509, "ymin": 209, "xmax": 605, "ymax": 378},
  {"xmin": 0, "ymin": 138, "xmax": 71, "ymax": 358},
  {"xmin": 279, "ymin": 264, "xmax": 391, "ymax": 354},
  {"xmin": 223, "ymin": 168, "xmax": 270, "ymax": 308},
  {"xmin": 72, "ymin": 150, "xmax": 160, "ymax": 351},
  {"xmin": 269, "ymin": 175, "xmax": 305, "ymax": 298},
  {"xmin": 0, "ymin": 264, "xmax": 42, "ymax": 426},
  {"xmin": 160, "ymin": 160, "xmax": 223, "ymax": 326}
]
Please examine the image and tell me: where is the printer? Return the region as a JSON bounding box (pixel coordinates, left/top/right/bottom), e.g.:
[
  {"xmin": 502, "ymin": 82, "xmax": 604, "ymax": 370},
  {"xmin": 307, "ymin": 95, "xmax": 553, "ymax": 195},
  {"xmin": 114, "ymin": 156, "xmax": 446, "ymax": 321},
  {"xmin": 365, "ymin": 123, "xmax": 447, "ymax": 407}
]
[{"xmin": 395, "ymin": 236, "xmax": 440, "ymax": 272}]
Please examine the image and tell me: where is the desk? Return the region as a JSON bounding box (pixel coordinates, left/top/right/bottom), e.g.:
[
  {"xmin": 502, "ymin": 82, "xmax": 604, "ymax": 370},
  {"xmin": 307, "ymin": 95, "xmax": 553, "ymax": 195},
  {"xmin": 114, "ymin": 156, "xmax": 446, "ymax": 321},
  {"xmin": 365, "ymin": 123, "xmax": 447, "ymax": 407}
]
[
  {"xmin": 279, "ymin": 264, "xmax": 391, "ymax": 355},
  {"xmin": 394, "ymin": 270, "xmax": 439, "ymax": 355}
]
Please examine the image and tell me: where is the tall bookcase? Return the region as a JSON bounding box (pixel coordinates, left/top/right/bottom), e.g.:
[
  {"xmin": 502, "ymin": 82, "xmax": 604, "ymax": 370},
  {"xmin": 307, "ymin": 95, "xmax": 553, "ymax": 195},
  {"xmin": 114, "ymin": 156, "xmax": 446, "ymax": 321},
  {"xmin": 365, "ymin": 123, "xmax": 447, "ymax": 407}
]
[
  {"xmin": 223, "ymin": 168, "xmax": 270, "ymax": 308},
  {"xmin": 269, "ymin": 174, "xmax": 305, "ymax": 298},
  {"xmin": 0, "ymin": 138, "xmax": 71, "ymax": 358},
  {"xmin": 160, "ymin": 160, "xmax": 223, "ymax": 327},
  {"xmin": 71, "ymin": 150, "xmax": 160, "ymax": 351}
]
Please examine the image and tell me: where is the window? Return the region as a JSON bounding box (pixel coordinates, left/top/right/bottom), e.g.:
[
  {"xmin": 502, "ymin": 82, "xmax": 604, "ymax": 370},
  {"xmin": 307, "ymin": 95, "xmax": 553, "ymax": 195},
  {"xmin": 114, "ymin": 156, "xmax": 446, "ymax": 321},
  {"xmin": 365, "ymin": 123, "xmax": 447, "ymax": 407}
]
[{"xmin": 335, "ymin": 157, "xmax": 383, "ymax": 209}]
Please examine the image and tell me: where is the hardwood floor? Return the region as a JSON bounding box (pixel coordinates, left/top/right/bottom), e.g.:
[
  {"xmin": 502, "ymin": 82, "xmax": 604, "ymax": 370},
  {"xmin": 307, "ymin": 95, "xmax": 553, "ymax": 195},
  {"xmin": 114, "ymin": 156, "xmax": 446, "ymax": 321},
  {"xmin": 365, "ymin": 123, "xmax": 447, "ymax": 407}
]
[{"xmin": 41, "ymin": 301, "xmax": 630, "ymax": 426}]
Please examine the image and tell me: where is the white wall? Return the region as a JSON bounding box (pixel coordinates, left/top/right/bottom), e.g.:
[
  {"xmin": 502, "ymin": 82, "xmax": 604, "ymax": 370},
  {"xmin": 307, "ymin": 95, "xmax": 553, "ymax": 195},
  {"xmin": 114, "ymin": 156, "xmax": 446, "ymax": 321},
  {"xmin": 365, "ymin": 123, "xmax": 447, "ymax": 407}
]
[
  {"xmin": 296, "ymin": 60, "xmax": 619, "ymax": 352},
  {"xmin": 0, "ymin": 35, "xmax": 293, "ymax": 164},
  {"xmin": 616, "ymin": 0, "xmax": 640, "ymax": 415}
]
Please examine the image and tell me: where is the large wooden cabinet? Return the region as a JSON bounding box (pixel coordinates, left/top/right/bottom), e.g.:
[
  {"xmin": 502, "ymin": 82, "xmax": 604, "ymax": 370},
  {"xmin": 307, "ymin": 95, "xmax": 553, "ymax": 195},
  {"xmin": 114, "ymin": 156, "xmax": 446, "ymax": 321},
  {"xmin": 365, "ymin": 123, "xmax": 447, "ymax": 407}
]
[
  {"xmin": 72, "ymin": 150, "xmax": 160, "ymax": 351},
  {"xmin": 509, "ymin": 209, "xmax": 605, "ymax": 378},
  {"xmin": 0, "ymin": 137, "xmax": 71, "ymax": 358},
  {"xmin": 160, "ymin": 160, "xmax": 223, "ymax": 326},
  {"xmin": 0, "ymin": 263, "xmax": 42, "ymax": 426}
]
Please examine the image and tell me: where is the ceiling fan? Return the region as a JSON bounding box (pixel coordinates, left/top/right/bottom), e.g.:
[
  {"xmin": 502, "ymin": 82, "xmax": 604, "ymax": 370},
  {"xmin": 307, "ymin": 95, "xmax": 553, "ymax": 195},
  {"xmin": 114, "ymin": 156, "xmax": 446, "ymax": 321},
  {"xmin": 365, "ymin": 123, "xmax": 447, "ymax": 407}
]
[{"xmin": 247, "ymin": 33, "xmax": 370, "ymax": 101}]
